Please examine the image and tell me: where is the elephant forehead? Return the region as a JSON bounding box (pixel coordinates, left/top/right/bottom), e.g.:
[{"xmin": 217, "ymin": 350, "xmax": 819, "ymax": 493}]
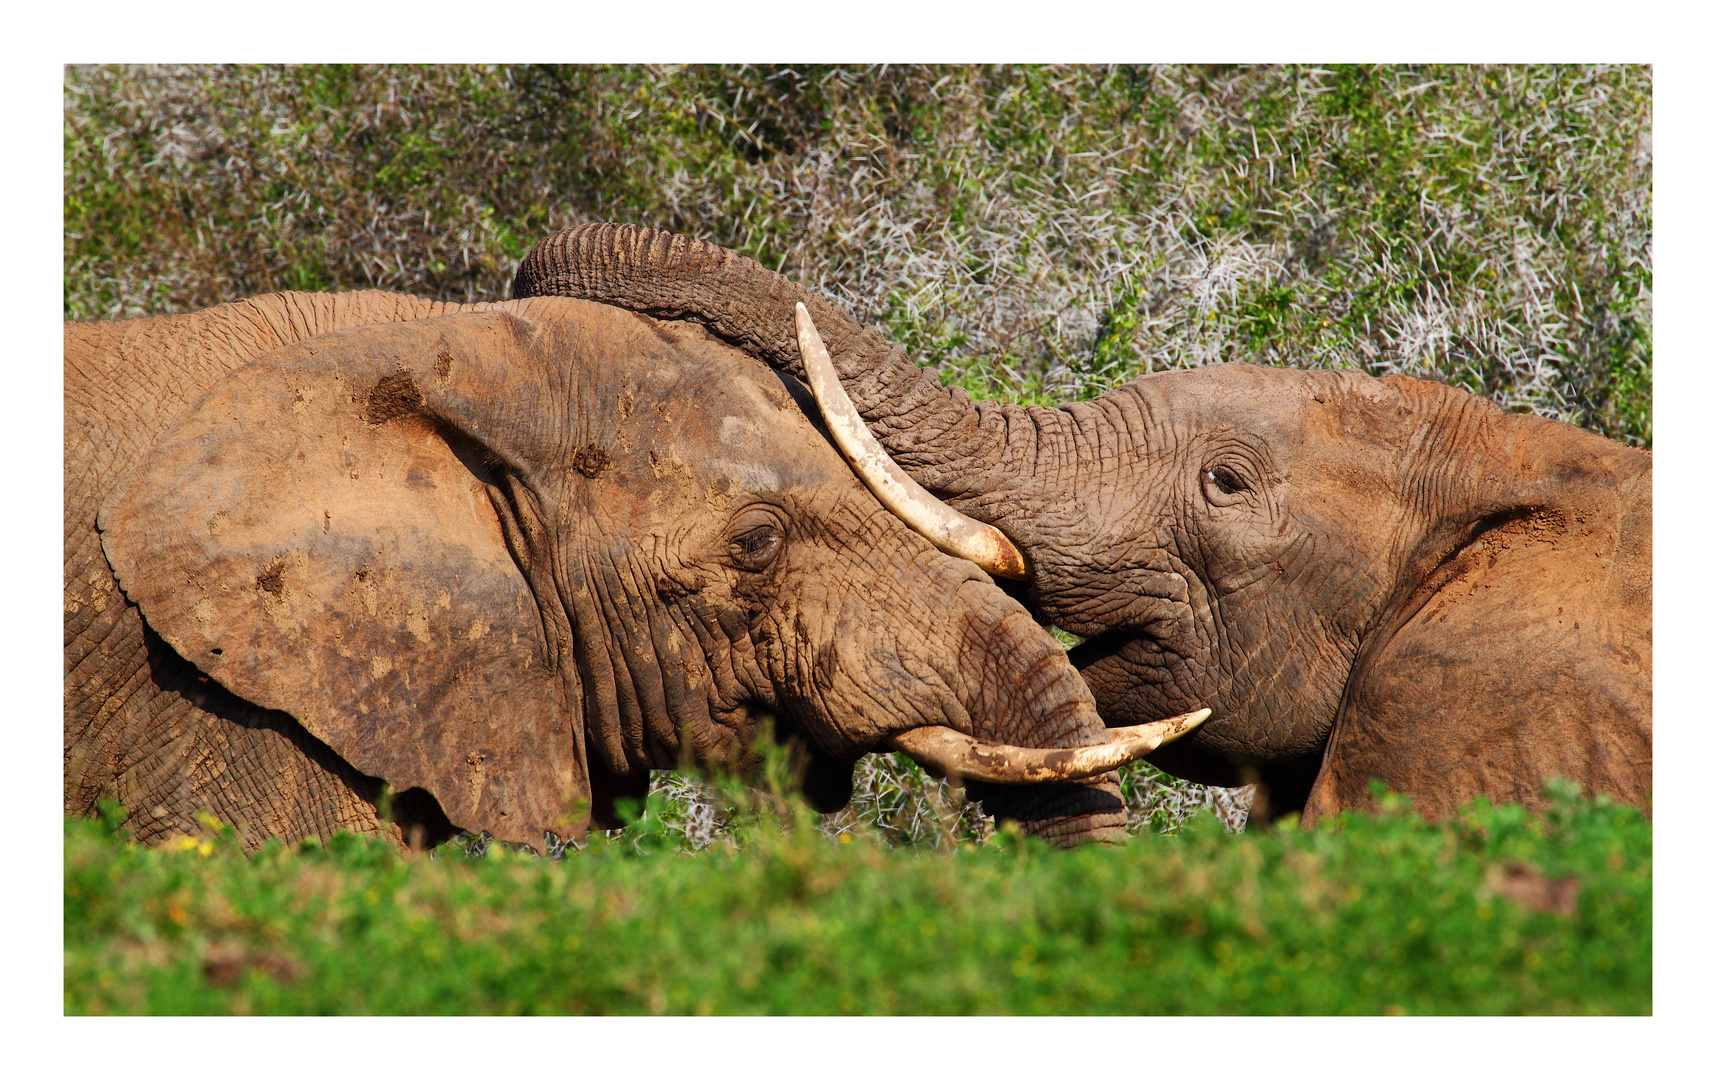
[
  {"xmin": 537, "ymin": 328, "xmax": 861, "ymax": 519},
  {"xmin": 1130, "ymin": 364, "xmax": 1409, "ymax": 429},
  {"xmin": 1134, "ymin": 361, "xmax": 1333, "ymax": 395},
  {"xmin": 626, "ymin": 353, "xmax": 853, "ymax": 490},
  {"xmin": 503, "ymin": 300, "xmax": 847, "ymax": 483}
]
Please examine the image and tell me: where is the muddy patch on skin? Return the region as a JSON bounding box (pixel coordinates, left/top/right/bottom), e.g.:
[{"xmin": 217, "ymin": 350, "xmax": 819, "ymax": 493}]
[
  {"xmin": 255, "ymin": 560, "xmax": 286, "ymax": 598},
  {"xmin": 573, "ymin": 443, "xmax": 612, "ymax": 478},
  {"xmin": 364, "ymin": 370, "xmax": 423, "ymax": 425}
]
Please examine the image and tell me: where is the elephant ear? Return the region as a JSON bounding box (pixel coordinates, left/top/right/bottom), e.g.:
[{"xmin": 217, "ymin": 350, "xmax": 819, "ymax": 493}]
[
  {"xmin": 97, "ymin": 314, "xmax": 586, "ymax": 846},
  {"xmin": 1305, "ymin": 503, "xmax": 1653, "ymax": 823}
]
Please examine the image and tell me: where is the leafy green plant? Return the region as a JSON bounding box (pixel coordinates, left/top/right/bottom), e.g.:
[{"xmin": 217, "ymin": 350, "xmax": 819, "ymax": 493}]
[{"xmin": 64, "ymin": 785, "xmax": 1650, "ymax": 1015}]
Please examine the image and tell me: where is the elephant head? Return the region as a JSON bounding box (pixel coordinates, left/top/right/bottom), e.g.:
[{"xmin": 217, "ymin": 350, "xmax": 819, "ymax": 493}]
[
  {"xmin": 95, "ymin": 295, "xmax": 1202, "ymax": 848},
  {"xmin": 513, "ymin": 224, "xmax": 1652, "ymax": 823}
]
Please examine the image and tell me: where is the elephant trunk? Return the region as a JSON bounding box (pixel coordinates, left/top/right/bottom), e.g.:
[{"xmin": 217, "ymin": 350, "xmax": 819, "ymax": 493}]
[
  {"xmin": 934, "ymin": 580, "xmax": 1129, "ymax": 847},
  {"xmin": 512, "ymin": 223, "xmax": 1020, "ymax": 503}
]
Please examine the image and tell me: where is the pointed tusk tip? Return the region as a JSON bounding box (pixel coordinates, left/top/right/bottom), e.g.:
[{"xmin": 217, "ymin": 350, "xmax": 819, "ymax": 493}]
[
  {"xmin": 794, "ymin": 300, "xmax": 1035, "ymax": 584},
  {"xmin": 1101, "ymin": 706, "xmax": 1213, "ymax": 751}
]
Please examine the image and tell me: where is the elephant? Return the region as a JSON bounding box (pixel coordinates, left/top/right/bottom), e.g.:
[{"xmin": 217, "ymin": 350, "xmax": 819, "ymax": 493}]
[
  {"xmin": 65, "ymin": 290, "xmax": 1210, "ymax": 852},
  {"xmin": 511, "ymin": 222, "xmax": 1652, "ymax": 825}
]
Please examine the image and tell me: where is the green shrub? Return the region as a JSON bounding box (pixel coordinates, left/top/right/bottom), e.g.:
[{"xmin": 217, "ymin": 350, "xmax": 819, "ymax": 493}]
[
  {"xmin": 65, "ymin": 64, "xmax": 1650, "ymax": 445},
  {"xmin": 65, "ymin": 786, "xmax": 1649, "ymax": 1015}
]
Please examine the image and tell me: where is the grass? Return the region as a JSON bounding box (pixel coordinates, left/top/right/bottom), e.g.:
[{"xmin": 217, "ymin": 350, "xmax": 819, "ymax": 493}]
[{"xmin": 64, "ymin": 781, "xmax": 1650, "ymax": 1015}]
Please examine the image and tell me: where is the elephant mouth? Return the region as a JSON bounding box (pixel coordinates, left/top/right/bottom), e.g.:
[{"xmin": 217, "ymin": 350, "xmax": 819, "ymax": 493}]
[
  {"xmin": 1066, "ymin": 628, "xmax": 1180, "ymax": 684},
  {"xmin": 1065, "ymin": 630, "xmax": 1218, "ymax": 733},
  {"xmin": 883, "ymin": 709, "xmax": 1209, "ymax": 785}
]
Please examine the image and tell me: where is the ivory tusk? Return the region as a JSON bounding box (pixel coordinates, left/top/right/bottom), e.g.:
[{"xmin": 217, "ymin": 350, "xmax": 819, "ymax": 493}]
[
  {"xmin": 795, "ymin": 302, "xmax": 1032, "ymax": 581},
  {"xmin": 884, "ymin": 708, "xmax": 1211, "ymax": 785},
  {"xmin": 1101, "ymin": 708, "xmax": 1213, "ymax": 750}
]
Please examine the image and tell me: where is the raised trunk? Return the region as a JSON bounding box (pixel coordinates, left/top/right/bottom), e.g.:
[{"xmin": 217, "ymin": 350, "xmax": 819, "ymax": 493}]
[{"xmin": 513, "ymin": 224, "xmax": 1043, "ymax": 500}]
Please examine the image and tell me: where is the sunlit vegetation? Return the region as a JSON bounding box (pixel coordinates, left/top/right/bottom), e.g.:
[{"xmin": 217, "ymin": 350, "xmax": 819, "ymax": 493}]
[{"xmin": 65, "ymin": 783, "xmax": 1649, "ymax": 1015}]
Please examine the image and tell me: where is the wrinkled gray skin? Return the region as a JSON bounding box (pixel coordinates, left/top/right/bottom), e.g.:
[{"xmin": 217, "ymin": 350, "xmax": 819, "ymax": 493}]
[
  {"xmin": 515, "ymin": 224, "xmax": 1652, "ymax": 825},
  {"xmin": 66, "ymin": 292, "xmax": 1127, "ymax": 850}
]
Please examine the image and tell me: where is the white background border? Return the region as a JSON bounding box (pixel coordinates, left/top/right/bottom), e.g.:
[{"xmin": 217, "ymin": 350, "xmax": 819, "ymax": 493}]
[{"xmin": 7, "ymin": 3, "xmax": 1702, "ymax": 1070}]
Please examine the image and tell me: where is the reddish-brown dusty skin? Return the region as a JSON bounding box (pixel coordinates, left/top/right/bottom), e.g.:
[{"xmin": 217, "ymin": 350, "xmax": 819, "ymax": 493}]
[
  {"xmin": 516, "ymin": 223, "xmax": 1652, "ymax": 825},
  {"xmin": 67, "ymin": 292, "xmax": 1131, "ymax": 851}
]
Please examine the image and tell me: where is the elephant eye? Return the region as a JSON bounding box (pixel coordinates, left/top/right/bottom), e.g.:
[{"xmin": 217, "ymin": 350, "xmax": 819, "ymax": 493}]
[
  {"xmin": 729, "ymin": 519, "xmax": 784, "ymax": 572},
  {"xmin": 1201, "ymin": 463, "xmax": 1253, "ymax": 505},
  {"xmin": 1207, "ymin": 466, "xmax": 1246, "ymax": 495}
]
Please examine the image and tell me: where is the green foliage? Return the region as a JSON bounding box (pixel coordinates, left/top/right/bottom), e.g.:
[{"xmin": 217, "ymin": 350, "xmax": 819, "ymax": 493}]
[
  {"xmin": 63, "ymin": 788, "xmax": 1650, "ymax": 1015},
  {"xmin": 65, "ymin": 64, "xmax": 1650, "ymax": 445}
]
